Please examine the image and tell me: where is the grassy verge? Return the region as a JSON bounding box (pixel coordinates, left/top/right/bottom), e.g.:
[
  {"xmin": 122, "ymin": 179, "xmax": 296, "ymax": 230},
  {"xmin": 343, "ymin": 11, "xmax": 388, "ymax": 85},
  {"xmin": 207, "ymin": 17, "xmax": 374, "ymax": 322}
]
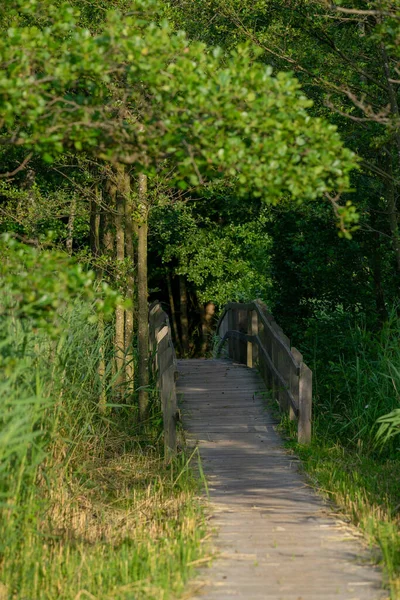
[
  {"xmin": 0, "ymin": 298, "xmax": 206, "ymax": 600},
  {"xmin": 4, "ymin": 448, "xmax": 206, "ymax": 600}
]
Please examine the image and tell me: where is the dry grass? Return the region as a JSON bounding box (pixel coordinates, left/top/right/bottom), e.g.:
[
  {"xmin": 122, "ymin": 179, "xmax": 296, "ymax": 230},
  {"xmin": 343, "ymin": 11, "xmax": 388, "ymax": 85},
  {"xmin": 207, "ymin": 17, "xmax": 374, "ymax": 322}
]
[
  {"xmin": 2, "ymin": 440, "xmax": 207, "ymax": 600},
  {"xmin": 43, "ymin": 451, "xmax": 199, "ymax": 546},
  {"xmin": 0, "ymin": 304, "xmax": 207, "ymax": 600}
]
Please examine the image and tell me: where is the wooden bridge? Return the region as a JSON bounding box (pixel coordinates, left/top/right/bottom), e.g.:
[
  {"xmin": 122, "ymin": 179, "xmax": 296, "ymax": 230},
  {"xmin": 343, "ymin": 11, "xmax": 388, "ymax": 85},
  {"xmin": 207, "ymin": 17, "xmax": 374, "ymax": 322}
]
[{"xmin": 149, "ymin": 301, "xmax": 385, "ymax": 600}]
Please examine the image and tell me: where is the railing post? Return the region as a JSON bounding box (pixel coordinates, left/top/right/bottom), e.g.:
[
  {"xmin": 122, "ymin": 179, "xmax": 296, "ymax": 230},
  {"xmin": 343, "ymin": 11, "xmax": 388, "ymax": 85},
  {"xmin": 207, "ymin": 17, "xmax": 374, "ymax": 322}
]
[
  {"xmin": 270, "ymin": 337, "xmax": 277, "ymax": 403},
  {"xmin": 162, "ymin": 363, "xmax": 178, "ymax": 458},
  {"xmin": 228, "ymin": 307, "xmax": 235, "ymax": 360},
  {"xmin": 149, "ymin": 302, "xmax": 178, "ymax": 459},
  {"xmin": 298, "ymin": 362, "xmax": 312, "ymax": 444},
  {"xmin": 247, "ymin": 309, "xmax": 258, "ymax": 368},
  {"xmin": 237, "ymin": 308, "xmax": 247, "ymax": 364},
  {"xmin": 271, "ymin": 322, "xmax": 290, "ymax": 412},
  {"xmin": 290, "ymin": 347, "xmax": 302, "ymax": 422},
  {"xmin": 252, "ymin": 310, "xmax": 259, "ymax": 367}
]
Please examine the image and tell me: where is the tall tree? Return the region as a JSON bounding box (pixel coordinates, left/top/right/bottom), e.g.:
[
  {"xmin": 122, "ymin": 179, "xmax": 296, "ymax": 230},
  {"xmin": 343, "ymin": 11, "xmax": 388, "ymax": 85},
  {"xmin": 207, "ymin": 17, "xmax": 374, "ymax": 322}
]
[{"xmin": 137, "ymin": 174, "xmax": 149, "ymax": 418}]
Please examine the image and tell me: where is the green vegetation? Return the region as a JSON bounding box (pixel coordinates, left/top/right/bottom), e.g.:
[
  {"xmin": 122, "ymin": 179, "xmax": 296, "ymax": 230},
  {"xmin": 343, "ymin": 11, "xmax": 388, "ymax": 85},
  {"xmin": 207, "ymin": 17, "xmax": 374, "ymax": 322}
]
[
  {"xmin": 2, "ymin": 0, "xmax": 400, "ymax": 598},
  {"xmin": 0, "ymin": 241, "xmax": 206, "ymax": 600}
]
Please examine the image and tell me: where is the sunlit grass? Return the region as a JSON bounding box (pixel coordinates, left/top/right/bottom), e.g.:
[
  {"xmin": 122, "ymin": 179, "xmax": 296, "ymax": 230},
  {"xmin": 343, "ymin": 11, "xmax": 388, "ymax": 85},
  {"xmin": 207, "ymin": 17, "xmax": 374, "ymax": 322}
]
[
  {"xmin": 0, "ymin": 300, "xmax": 206, "ymax": 600},
  {"xmin": 4, "ymin": 451, "xmax": 205, "ymax": 599}
]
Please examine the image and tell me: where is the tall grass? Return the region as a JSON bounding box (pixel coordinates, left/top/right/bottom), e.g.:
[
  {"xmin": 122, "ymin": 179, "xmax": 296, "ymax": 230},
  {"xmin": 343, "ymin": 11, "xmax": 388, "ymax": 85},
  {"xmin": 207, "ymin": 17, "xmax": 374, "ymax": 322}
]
[
  {"xmin": 297, "ymin": 305, "xmax": 400, "ymax": 452},
  {"xmin": 0, "ymin": 299, "xmax": 206, "ymax": 599}
]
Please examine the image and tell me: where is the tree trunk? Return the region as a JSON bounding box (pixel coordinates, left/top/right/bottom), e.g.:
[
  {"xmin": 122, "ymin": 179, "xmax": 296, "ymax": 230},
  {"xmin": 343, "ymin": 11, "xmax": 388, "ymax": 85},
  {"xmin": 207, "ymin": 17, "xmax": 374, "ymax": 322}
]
[
  {"xmin": 380, "ymin": 44, "xmax": 400, "ymax": 166},
  {"xmin": 66, "ymin": 196, "xmax": 77, "ymax": 255},
  {"xmin": 91, "ymin": 184, "xmax": 107, "ymax": 413},
  {"xmin": 380, "ymin": 46, "xmax": 400, "ymax": 288},
  {"xmin": 200, "ymin": 301, "xmax": 216, "ymax": 356},
  {"xmin": 124, "ymin": 172, "xmax": 135, "ymax": 397},
  {"xmin": 90, "ymin": 188, "xmax": 101, "ymax": 259},
  {"xmin": 24, "ymin": 168, "xmax": 38, "ymax": 245},
  {"xmin": 386, "ymin": 157, "xmax": 400, "ymax": 282},
  {"xmin": 387, "ymin": 182, "xmax": 400, "ymax": 284},
  {"xmin": 97, "ymin": 312, "xmax": 107, "ymax": 414},
  {"xmin": 115, "ymin": 166, "xmax": 126, "ymax": 393},
  {"xmin": 100, "ymin": 177, "xmax": 117, "ymax": 387},
  {"xmin": 137, "ymin": 173, "xmax": 149, "ymax": 420},
  {"xmin": 179, "ymin": 276, "xmax": 190, "ymax": 356},
  {"xmin": 368, "ymin": 225, "xmax": 388, "ymax": 325},
  {"xmin": 102, "ymin": 201, "xmax": 114, "ymax": 255}
]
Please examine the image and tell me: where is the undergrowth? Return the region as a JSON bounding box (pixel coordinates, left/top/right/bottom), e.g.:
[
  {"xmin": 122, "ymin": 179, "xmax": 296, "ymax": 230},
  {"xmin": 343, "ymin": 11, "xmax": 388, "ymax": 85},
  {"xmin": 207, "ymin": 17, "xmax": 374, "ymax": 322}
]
[
  {"xmin": 275, "ymin": 305, "xmax": 400, "ymax": 599},
  {"xmin": 0, "ymin": 299, "xmax": 206, "ymax": 600}
]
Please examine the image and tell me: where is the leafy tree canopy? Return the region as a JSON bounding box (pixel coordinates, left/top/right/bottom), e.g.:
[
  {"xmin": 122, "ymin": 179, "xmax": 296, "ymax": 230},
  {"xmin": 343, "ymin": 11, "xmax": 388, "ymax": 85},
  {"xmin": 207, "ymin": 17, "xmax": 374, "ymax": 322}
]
[
  {"xmin": 0, "ymin": 235, "xmax": 122, "ymax": 334},
  {"xmin": 0, "ymin": 0, "xmax": 357, "ymax": 213}
]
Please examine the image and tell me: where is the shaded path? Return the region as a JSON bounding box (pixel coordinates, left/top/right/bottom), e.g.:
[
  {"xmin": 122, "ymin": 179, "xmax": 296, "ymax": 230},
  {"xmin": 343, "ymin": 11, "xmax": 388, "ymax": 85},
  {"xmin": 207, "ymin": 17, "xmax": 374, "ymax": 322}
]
[{"xmin": 177, "ymin": 358, "xmax": 385, "ymax": 600}]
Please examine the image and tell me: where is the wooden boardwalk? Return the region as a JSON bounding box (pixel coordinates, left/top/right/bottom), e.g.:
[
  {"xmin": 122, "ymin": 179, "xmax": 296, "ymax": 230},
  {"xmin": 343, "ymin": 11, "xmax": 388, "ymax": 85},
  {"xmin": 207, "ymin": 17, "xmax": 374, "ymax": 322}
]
[{"xmin": 177, "ymin": 358, "xmax": 385, "ymax": 600}]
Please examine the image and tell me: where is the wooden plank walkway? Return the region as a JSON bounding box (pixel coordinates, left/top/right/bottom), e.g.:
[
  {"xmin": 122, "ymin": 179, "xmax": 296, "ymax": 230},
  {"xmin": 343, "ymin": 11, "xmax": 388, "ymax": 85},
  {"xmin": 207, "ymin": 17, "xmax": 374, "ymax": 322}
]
[{"xmin": 177, "ymin": 358, "xmax": 385, "ymax": 600}]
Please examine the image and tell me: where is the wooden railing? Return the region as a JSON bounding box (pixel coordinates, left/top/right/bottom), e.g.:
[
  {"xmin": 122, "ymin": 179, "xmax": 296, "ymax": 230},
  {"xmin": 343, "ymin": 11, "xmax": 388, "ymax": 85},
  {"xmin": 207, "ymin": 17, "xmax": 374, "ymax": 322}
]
[
  {"xmin": 216, "ymin": 300, "xmax": 312, "ymax": 444},
  {"xmin": 149, "ymin": 301, "xmax": 179, "ymax": 457}
]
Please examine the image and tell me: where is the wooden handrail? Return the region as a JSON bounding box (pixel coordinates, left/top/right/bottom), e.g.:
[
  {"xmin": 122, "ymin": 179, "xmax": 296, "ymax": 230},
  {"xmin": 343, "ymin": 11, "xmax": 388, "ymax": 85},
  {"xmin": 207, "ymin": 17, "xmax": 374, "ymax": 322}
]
[
  {"xmin": 149, "ymin": 301, "xmax": 179, "ymax": 457},
  {"xmin": 216, "ymin": 300, "xmax": 312, "ymax": 444}
]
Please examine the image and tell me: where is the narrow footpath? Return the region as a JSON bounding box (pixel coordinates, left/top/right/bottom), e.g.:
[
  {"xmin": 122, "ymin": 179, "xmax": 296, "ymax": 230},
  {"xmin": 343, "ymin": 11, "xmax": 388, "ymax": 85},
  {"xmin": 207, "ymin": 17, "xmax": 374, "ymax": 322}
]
[{"xmin": 177, "ymin": 358, "xmax": 385, "ymax": 600}]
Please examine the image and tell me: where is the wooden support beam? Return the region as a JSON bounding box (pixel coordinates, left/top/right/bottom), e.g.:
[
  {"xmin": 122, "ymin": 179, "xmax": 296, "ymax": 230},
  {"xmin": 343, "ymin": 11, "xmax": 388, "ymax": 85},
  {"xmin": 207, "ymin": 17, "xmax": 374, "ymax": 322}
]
[
  {"xmin": 149, "ymin": 302, "xmax": 178, "ymax": 458},
  {"xmin": 298, "ymin": 362, "xmax": 312, "ymax": 444}
]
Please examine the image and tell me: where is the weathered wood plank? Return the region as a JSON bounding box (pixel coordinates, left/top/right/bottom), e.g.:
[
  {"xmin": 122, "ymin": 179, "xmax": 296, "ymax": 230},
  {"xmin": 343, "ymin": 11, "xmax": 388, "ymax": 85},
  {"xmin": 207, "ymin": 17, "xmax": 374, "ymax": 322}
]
[
  {"xmin": 149, "ymin": 302, "xmax": 178, "ymax": 456},
  {"xmin": 177, "ymin": 358, "xmax": 384, "ymax": 600}
]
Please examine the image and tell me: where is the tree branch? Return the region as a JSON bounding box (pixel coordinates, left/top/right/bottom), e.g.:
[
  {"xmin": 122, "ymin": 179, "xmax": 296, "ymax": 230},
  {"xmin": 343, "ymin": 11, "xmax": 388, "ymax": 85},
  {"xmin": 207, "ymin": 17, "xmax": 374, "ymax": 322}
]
[{"xmin": 0, "ymin": 153, "xmax": 33, "ymax": 179}]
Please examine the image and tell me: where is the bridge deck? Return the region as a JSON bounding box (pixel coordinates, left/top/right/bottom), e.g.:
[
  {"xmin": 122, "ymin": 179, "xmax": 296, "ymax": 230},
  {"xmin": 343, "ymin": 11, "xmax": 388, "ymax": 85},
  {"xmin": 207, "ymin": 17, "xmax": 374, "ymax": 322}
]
[{"xmin": 177, "ymin": 358, "xmax": 384, "ymax": 600}]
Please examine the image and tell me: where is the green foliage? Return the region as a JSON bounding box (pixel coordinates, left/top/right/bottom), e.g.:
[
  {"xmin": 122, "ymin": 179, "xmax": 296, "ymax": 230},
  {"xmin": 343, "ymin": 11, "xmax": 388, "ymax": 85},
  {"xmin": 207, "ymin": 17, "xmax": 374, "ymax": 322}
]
[
  {"xmin": 0, "ymin": 0, "xmax": 356, "ymax": 208},
  {"xmin": 151, "ymin": 199, "xmax": 272, "ymax": 305},
  {"xmin": 3, "ymin": 0, "xmax": 399, "ymax": 596},
  {"xmin": 376, "ymin": 408, "xmax": 400, "ymax": 447},
  {"xmin": 0, "ymin": 166, "xmax": 90, "ymax": 244},
  {"xmin": 285, "ymin": 305, "xmax": 400, "ymax": 453},
  {"xmin": 0, "ymin": 235, "xmax": 122, "ymax": 333},
  {"xmin": 175, "ymin": 220, "xmax": 270, "ymax": 304},
  {"xmin": 0, "ymin": 288, "xmax": 205, "ymax": 600},
  {"xmin": 169, "ymin": 0, "xmax": 400, "ymax": 262}
]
